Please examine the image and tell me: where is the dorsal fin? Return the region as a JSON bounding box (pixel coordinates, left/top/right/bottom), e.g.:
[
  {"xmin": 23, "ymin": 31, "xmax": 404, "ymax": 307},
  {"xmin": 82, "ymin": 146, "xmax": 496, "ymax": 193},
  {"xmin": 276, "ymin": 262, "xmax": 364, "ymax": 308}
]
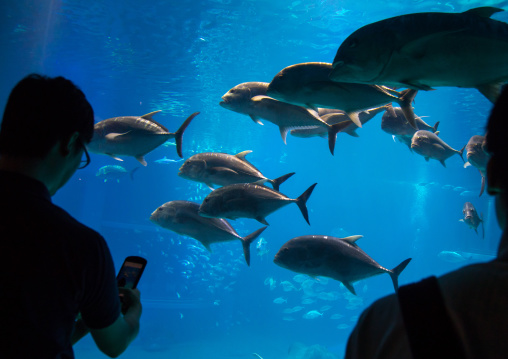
[
  {"xmin": 235, "ymin": 150, "xmax": 253, "ymax": 161},
  {"xmin": 342, "ymin": 235, "xmax": 363, "ymax": 244},
  {"xmin": 435, "ymin": 131, "xmax": 440, "ymax": 136},
  {"xmin": 141, "ymin": 110, "xmax": 162, "ymax": 121},
  {"xmin": 463, "ymin": 7, "xmax": 503, "ymax": 18}
]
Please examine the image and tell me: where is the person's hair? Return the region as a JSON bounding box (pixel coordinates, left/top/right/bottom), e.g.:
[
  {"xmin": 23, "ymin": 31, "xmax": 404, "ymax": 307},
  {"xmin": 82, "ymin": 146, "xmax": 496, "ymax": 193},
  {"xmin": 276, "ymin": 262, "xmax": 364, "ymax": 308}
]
[
  {"xmin": 486, "ymin": 85, "xmax": 508, "ymax": 161},
  {"xmin": 0, "ymin": 74, "xmax": 94, "ymax": 158}
]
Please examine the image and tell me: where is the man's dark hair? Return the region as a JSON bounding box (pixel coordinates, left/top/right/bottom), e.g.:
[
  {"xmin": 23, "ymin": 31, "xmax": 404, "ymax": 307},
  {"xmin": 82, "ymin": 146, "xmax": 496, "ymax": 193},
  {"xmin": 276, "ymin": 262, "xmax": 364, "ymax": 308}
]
[
  {"xmin": 486, "ymin": 85, "xmax": 508, "ymax": 161},
  {"xmin": 0, "ymin": 74, "xmax": 94, "ymax": 158}
]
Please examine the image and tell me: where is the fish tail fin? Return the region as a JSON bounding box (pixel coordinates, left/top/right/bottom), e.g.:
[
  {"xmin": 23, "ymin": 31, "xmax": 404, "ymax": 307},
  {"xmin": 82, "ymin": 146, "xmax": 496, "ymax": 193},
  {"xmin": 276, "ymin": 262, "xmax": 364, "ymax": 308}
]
[
  {"xmin": 174, "ymin": 112, "xmax": 200, "ymax": 158},
  {"xmin": 458, "ymin": 145, "xmax": 466, "ymax": 163},
  {"xmin": 270, "ymin": 172, "xmax": 295, "ymax": 192},
  {"xmin": 398, "ymin": 89, "xmax": 418, "ymax": 130},
  {"xmin": 433, "ymin": 121, "xmax": 440, "ymax": 132},
  {"xmin": 328, "ymin": 121, "xmax": 351, "ymax": 155},
  {"xmin": 295, "ymin": 183, "xmax": 317, "ymax": 225},
  {"xmin": 129, "ymin": 167, "xmax": 141, "ymax": 180},
  {"xmin": 479, "ymin": 171, "xmax": 485, "ymax": 197},
  {"xmin": 241, "ymin": 226, "xmax": 268, "ymax": 266},
  {"xmin": 389, "ymin": 258, "xmax": 412, "ymax": 292}
]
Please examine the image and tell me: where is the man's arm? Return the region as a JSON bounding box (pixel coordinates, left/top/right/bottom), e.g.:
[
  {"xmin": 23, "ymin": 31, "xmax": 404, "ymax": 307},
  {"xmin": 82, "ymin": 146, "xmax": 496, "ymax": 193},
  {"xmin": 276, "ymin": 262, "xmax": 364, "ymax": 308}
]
[{"xmin": 86, "ymin": 288, "xmax": 142, "ymax": 358}]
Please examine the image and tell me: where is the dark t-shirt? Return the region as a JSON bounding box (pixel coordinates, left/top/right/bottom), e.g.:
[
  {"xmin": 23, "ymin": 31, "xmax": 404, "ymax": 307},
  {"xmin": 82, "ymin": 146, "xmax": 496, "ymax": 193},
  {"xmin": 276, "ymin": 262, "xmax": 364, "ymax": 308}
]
[{"xmin": 0, "ymin": 170, "xmax": 121, "ymax": 358}]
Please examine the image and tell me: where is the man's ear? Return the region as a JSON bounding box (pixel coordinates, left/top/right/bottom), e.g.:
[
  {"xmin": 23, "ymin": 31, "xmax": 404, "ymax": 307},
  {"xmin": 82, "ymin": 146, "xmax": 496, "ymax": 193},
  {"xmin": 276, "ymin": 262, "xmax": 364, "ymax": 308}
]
[
  {"xmin": 487, "ymin": 156, "xmax": 506, "ymax": 195},
  {"xmin": 59, "ymin": 131, "xmax": 80, "ymax": 157}
]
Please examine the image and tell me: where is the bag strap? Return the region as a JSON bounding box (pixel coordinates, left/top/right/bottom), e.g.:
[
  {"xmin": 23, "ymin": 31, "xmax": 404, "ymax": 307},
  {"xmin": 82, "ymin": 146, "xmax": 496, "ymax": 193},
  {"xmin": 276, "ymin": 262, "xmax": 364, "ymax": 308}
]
[{"xmin": 398, "ymin": 276, "xmax": 467, "ymax": 359}]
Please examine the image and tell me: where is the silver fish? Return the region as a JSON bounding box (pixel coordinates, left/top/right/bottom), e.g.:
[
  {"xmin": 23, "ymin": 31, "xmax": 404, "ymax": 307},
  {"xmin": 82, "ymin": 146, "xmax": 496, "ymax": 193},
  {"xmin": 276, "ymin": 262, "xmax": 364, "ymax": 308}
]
[
  {"xmin": 290, "ymin": 105, "xmax": 389, "ymax": 139},
  {"xmin": 87, "ymin": 111, "xmax": 199, "ymax": 165},
  {"xmin": 198, "ymin": 182, "xmax": 317, "ymax": 226},
  {"xmin": 464, "ymin": 135, "xmax": 490, "ymax": 196},
  {"xmin": 219, "ymin": 82, "xmax": 269, "ymax": 115},
  {"xmin": 460, "ymin": 202, "xmax": 484, "ymax": 238},
  {"xmin": 246, "ymin": 95, "xmax": 349, "ymax": 155},
  {"xmin": 95, "ymin": 165, "xmax": 139, "ymax": 182},
  {"xmin": 266, "ymin": 62, "xmax": 417, "ymax": 128},
  {"xmin": 178, "ymin": 150, "xmax": 294, "ymax": 191},
  {"xmin": 411, "ymin": 130, "xmax": 465, "ymax": 167},
  {"xmin": 330, "ymin": 7, "xmax": 508, "ymax": 103},
  {"xmin": 381, "ymin": 105, "xmax": 439, "ymax": 151},
  {"xmin": 274, "ymin": 235, "xmax": 411, "ymax": 295},
  {"xmin": 150, "ymin": 200, "xmax": 266, "ymax": 266}
]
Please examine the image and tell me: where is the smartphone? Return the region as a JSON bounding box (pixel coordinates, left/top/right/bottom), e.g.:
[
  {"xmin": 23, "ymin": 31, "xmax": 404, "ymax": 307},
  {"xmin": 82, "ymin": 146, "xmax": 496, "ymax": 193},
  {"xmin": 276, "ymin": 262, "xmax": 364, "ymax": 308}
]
[{"xmin": 116, "ymin": 256, "xmax": 147, "ymax": 289}]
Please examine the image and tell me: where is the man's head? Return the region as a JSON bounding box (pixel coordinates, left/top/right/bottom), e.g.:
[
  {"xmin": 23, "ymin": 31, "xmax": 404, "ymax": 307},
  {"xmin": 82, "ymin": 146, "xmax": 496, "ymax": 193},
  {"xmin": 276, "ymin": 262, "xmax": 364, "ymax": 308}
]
[
  {"xmin": 0, "ymin": 74, "xmax": 94, "ymax": 158},
  {"xmin": 0, "ymin": 74, "xmax": 94, "ymax": 195},
  {"xmin": 486, "ymin": 86, "xmax": 508, "ymax": 230}
]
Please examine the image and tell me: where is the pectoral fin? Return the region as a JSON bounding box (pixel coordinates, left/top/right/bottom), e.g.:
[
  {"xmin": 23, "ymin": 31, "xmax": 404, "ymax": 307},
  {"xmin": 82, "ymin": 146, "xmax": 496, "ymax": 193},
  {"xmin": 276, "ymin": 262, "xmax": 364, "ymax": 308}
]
[
  {"xmin": 342, "ymin": 281, "xmax": 356, "ymax": 295},
  {"xmin": 105, "ymin": 131, "xmax": 133, "ymax": 142},
  {"xmin": 249, "ymin": 115, "xmax": 264, "ymax": 125},
  {"xmin": 256, "ymin": 216, "xmax": 269, "ymax": 225},
  {"xmin": 107, "ymin": 154, "xmax": 124, "ymax": 162},
  {"xmin": 136, "ymin": 156, "xmax": 147, "ymax": 166}
]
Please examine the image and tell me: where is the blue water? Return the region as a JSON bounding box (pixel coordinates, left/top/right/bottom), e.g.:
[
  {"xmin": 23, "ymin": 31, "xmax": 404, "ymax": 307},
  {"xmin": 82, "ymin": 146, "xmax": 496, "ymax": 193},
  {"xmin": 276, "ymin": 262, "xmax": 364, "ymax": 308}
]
[{"xmin": 1, "ymin": 1, "xmax": 505, "ymax": 358}]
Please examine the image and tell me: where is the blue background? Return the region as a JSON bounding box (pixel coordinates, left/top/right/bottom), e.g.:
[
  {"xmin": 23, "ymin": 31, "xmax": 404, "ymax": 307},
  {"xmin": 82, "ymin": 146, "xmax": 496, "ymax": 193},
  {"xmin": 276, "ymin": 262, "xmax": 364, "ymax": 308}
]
[{"xmin": 1, "ymin": 1, "xmax": 504, "ymax": 358}]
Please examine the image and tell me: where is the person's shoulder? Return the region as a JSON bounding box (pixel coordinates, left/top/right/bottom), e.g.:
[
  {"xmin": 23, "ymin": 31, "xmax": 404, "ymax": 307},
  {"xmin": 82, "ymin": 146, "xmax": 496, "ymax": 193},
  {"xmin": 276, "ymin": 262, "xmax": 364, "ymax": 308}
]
[{"xmin": 50, "ymin": 203, "xmax": 104, "ymax": 241}]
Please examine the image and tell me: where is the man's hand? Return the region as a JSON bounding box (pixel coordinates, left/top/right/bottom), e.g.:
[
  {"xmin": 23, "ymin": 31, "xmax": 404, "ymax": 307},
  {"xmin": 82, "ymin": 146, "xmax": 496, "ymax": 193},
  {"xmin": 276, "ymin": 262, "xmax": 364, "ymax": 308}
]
[{"xmin": 118, "ymin": 287, "xmax": 141, "ymax": 315}]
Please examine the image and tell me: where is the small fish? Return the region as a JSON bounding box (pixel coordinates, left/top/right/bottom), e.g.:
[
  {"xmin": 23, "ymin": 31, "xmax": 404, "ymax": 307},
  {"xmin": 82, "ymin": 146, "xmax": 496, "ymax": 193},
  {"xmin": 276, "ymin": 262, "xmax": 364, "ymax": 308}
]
[
  {"xmin": 463, "ymin": 135, "xmax": 490, "ymax": 196},
  {"xmin": 460, "ymin": 202, "xmax": 484, "ymax": 238},
  {"xmin": 330, "ymin": 314, "xmax": 344, "ymax": 320},
  {"xmin": 274, "ymin": 235, "xmax": 411, "ymax": 295},
  {"xmin": 87, "ymin": 111, "xmax": 199, "ymax": 165},
  {"xmin": 95, "ymin": 165, "xmax": 139, "ymax": 182},
  {"xmin": 460, "ymin": 191, "xmax": 475, "ymax": 197},
  {"xmin": 280, "ymin": 281, "xmax": 298, "ymax": 292},
  {"xmin": 411, "ymin": 130, "xmax": 465, "ymax": 167},
  {"xmin": 303, "ymin": 310, "xmax": 323, "ymax": 319},
  {"xmin": 293, "ymin": 274, "xmax": 309, "ymax": 283},
  {"xmin": 273, "ymin": 297, "xmax": 287, "ymax": 304},
  {"xmin": 256, "ymin": 238, "xmax": 269, "ymax": 257},
  {"xmin": 438, "ymin": 251, "xmax": 470, "ymax": 263},
  {"xmin": 198, "ymin": 182, "xmax": 317, "ymax": 226},
  {"xmin": 154, "ymin": 156, "xmax": 184, "ymax": 165}
]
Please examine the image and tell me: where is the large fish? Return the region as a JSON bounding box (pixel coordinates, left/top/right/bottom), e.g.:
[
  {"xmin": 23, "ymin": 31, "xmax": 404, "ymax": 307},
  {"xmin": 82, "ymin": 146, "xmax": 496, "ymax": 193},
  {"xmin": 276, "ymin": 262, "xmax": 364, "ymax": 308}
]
[
  {"xmin": 246, "ymin": 95, "xmax": 350, "ymax": 155},
  {"xmin": 87, "ymin": 111, "xmax": 199, "ymax": 165},
  {"xmin": 273, "ymin": 235, "xmax": 412, "ymax": 295},
  {"xmin": 178, "ymin": 150, "xmax": 295, "ymax": 190},
  {"xmin": 219, "ymin": 82, "xmax": 269, "ymax": 115},
  {"xmin": 198, "ymin": 182, "xmax": 317, "ymax": 226},
  {"xmin": 464, "ymin": 135, "xmax": 490, "ymax": 196},
  {"xmin": 266, "ymin": 62, "xmax": 418, "ymax": 128},
  {"xmin": 460, "ymin": 202, "xmax": 484, "ymax": 238},
  {"xmin": 150, "ymin": 200, "xmax": 266, "ymax": 266},
  {"xmin": 411, "ymin": 130, "xmax": 465, "ymax": 167},
  {"xmin": 290, "ymin": 105, "xmax": 389, "ymax": 139},
  {"xmin": 330, "ymin": 7, "xmax": 508, "ymax": 103},
  {"xmin": 381, "ymin": 105, "xmax": 439, "ymax": 151}
]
